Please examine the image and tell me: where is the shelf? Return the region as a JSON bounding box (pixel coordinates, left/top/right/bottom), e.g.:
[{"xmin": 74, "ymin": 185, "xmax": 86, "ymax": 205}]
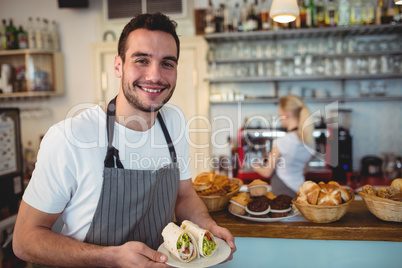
[
  {"xmin": 210, "ymin": 95, "xmax": 402, "ymax": 104},
  {"xmin": 210, "ymin": 50, "xmax": 402, "ymax": 64},
  {"xmin": 0, "ymin": 49, "xmax": 59, "ymax": 56},
  {"xmin": 0, "ymin": 91, "xmax": 64, "ymax": 100},
  {"xmin": 204, "ymin": 24, "xmax": 402, "ymax": 42},
  {"xmin": 207, "ymin": 73, "xmax": 402, "ymax": 83}
]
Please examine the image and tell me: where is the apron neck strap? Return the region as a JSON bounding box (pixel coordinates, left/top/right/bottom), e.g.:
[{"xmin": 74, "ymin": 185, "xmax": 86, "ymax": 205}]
[
  {"xmin": 104, "ymin": 96, "xmax": 177, "ymax": 168},
  {"xmin": 104, "ymin": 96, "xmax": 124, "ymax": 168},
  {"xmin": 157, "ymin": 112, "xmax": 177, "ymax": 163}
]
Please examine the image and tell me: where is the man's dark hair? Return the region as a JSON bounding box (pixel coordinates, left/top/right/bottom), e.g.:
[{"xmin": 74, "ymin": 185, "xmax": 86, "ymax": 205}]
[{"xmin": 118, "ymin": 12, "xmax": 180, "ymax": 63}]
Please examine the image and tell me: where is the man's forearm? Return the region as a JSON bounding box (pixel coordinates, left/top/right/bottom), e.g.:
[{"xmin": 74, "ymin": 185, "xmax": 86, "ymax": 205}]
[{"xmin": 14, "ymin": 227, "xmax": 117, "ymax": 267}]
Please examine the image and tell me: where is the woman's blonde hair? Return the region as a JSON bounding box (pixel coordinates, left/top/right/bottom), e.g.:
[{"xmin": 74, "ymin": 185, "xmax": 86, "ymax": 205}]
[{"xmin": 279, "ymin": 95, "xmax": 315, "ymax": 147}]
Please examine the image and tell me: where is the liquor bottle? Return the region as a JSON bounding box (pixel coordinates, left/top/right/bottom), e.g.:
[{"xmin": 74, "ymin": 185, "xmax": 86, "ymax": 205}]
[
  {"xmin": 386, "ymin": 0, "xmax": 396, "ymax": 24},
  {"xmin": 204, "ymin": 0, "xmax": 215, "ymax": 34},
  {"xmin": 241, "ymin": 0, "xmax": 249, "ymax": 31},
  {"xmin": 223, "ymin": 2, "xmax": 232, "ymax": 32},
  {"xmin": 0, "ymin": 19, "xmax": 6, "ymax": 50},
  {"xmin": 392, "ymin": 3, "xmax": 401, "ymax": 24},
  {"xmin": 376, "ymin": 0, "xmax": 385, "ymax": 24},
  {"xmin": 27, "ymin": 17, "xmax": 36, "ymax": 49},
  {"xmin": 298, "ymin": 0, "xmax": 307, "ymax": 28},
  {"xmin": 51, "ymin": 20, "xmax": 60, "ymax": 51},
  {"xmin": 363, "ymin": 0, "xmax": 375, "ymax": 25},
  {"xmin": 260, "ymin": 0, "xmax": 271, "ymax": 30},
  {"xmin": 325, "ymin": 0, "xmax": 338, "ymax": 27},
  {"xmin": 6, "ymin": 19, "xmax": 18, "ymax": 49},
  {"xmin": 232, "ymin": 2, "xmax": 242, "ymax": 31},
  {"xmin": 338, "ymin": 0, "xmax": 351, "ymax": 27},
  {"xmin": 214, "ymin": 4, "xmax": 225, "ymax": 33},
  {"xmin": 35, "ymin": 17, "xmax": 43, "ymax": 49},
  {"xmin": 246, "ymin": 1, "xmax": 259, "ymax": 31},
  {"xmin": 316, "ymin": 0, "xmax": 325, "ymax": 27},
  {"xmin": 351, "ymin": 0, "xmax": 364, "ymax": 25},
  {"xmin": 304, "ymin": 0, "xmax": 316, "ymax": 28},
  {"xmin": 42, "ymin": 18, "xmax": 52, "ymax": 49},
  {"xmin": 17, "ymin": 25, "xmax": 28, "ymax": 49}
]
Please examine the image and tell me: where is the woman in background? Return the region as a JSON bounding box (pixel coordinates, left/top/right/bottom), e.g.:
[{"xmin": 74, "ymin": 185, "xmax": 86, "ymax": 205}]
[{"xmin": 254, "ymin": 95, "xmax": 315, "ymax": 197}]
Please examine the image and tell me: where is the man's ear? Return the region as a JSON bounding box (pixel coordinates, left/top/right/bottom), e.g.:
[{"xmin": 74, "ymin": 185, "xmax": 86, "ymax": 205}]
[{"xmin": 114, "ymin": 56, "xmax": 122, "ymax": 78}]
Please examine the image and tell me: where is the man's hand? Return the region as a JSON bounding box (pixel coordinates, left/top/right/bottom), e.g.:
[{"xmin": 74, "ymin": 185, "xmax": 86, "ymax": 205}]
[
  {"xmin": 112, "ymin": 241, "xmax": 170, "ymax": 268},
  {"xmin": 207, "ymin": 224, "xmax": 236, "ymax": 263}
]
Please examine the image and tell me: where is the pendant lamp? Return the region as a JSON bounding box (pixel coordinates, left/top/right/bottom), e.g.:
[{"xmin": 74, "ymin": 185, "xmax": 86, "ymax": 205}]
[
  {"xmin": 270, "ymin": 0, "xmax": 299, "ymax": 23},
  {"xmin": 395, "ymin": 0, "xmax": 402, "ymax": 5}
]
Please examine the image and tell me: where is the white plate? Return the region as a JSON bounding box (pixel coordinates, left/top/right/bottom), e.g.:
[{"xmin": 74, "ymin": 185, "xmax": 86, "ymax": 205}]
[
  {"xmin": 157, "ymin": 238, "xmax": 231, "ymax": 268},
  {"xmin": 229, "ymin": 205, "xmax": 299, "ymax": 222}
]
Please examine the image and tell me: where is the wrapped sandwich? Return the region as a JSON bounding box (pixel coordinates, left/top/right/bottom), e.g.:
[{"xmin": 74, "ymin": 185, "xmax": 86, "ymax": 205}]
[
  {"xmin": 162, "ymin": 222, "xmax": 198, "ymax": 263},
  {"xmin": 181, "ymin": 220, "xmax": 218, "ymax": 258}
]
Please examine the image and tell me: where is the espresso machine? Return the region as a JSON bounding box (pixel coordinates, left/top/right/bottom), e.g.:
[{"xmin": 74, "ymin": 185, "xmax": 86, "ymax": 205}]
[{"xmin": 326, "ymin": 109, "xmax": 353, "ymax": 181}]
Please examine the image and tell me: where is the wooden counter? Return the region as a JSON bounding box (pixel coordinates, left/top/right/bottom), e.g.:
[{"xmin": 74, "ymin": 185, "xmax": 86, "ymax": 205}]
[{"xmin": 210, "ymin": 201, "xmax": 402, "ymax": 242}]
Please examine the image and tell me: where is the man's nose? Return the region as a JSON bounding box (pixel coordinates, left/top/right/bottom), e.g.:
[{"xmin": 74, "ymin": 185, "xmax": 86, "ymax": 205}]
[{"xmin": 145, "ymin": 63, "xmax": 162, "ymax": 82}]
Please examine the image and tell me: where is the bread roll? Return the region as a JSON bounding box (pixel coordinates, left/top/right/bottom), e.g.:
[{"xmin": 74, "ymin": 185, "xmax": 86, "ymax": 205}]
[
  {"xmin": 328, "ymin": 181, "xmax": 351, "ymax": 202},
  {"xmin": 391, "ymin": 178, "xmax": 402, "ymax": 193},
  {"xmin": 317, "ymin": 184, "xmax": 342, "ymax": 205},
  {"xmin": 297, "ymin": 181, "xmax": 320, "ymax": 205}
]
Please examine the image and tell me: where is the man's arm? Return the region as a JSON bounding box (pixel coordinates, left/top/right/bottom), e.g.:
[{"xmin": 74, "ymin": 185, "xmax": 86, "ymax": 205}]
[
  {"xmin": 174, "ymin": 179, "xmax": 236, "ymax": 257},
  {"xmin": 13, "ymin": 200, "xmax": 168, "ymax": 267}
]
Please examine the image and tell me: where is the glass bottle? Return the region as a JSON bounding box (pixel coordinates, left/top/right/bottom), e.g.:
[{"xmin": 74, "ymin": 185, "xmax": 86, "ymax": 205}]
[
  {"xmin": 260, "ymin": 0, "xmax": 271, "ymax": 30},
  {"xmin": 338, "ymin": 0, "xmax": 351, "ymax": 27},
  {"xmin": 351, "ymin": 0, "xmax": 364, "ymax": 25},
  {"xmin": 382, "ymin": 153, "xmax": 400, "ymax": 180},
  {"xmin": 316, "ymin": 0, "xmax": 326, "ymax": 27},
  {"xmin": 6, "ymin": 19, "xmax": 18, "ymax": 49},
  {"xmin": 241, "ymin": 0, "xmax": 249, "ymax": 31},
  {"xmin": 0, "ymin": 19, "xmax": 6, "ymax": 50},
  {"xmin": 27, "ymin": 17, "xmax": 36, "ymax": 49},
  {"xmin": 51, "ymin": 20, "xmax": 60, "ymax": 51},
  {"xmin": 325, "ymin": 0, "xmax": 338, "ymax": 27},
  {"xmin": 17, "ymin": 25, "xmax": 28, "ymax": 49},
  {"xmin": 35, "ymin": 17, "xmax": 43, "ymax": 49},
  {"xmin": 232, "ymin": 2, "xmax": 242, "ymax": 32},
  {"xmin": 298, "ymin": 0, "xmax": 307, "ymax": 28},
  {"xmin": 304, "ymin": 0, "xmax": 316, "ymax": 28},
  {"xmin": 364, "ymin": 0, "xmax": 375, "ymax": 25},
  {"xmin": 246, "ymin": 1, "xmax": 259, "ymax": 31}
]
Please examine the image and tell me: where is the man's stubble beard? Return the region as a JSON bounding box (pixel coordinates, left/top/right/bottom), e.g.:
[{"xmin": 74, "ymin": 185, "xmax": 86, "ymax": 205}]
[{"xmin": 121, "ymin": 73, "xmax": 175, "ymax": 113}]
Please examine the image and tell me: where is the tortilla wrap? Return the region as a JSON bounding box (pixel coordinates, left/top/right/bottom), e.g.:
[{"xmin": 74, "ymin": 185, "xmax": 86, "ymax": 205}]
[
  {"xmin": 180, "ymin": 220, "xmax": 219, "ymax": 258},
  {"xmin": 162, "ymin": 222, "xmax": 198, "ymax": 263}
]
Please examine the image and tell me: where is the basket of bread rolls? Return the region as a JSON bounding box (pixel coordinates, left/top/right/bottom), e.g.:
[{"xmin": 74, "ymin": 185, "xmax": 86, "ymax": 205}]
[
  {"xmin": 358, "ymin": 178, "xmax": 402, "ymax": 222},
  {"xmin": 292, "ymin": 180, "xmax": 355, "ymax": 223},
  {"xmin": 193, "ymin": 172, "xmax": 242, "ymax": 212}
]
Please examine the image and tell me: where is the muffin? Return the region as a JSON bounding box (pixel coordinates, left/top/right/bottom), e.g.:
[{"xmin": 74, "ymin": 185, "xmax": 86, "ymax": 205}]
[
  {"xmin": 246, "ymin": 196, "xmax": 271, "ymax": 218},
  {"xmin": 247, "ymin": 179, "xmax": 269, "ymax": 197},
  {"xmin": 269, "ymin": 194, "xmax": 293, "ymax": 218},
  {"xmin": 229, "ymin": 194, "xmax": 249, "ymax": 215}
]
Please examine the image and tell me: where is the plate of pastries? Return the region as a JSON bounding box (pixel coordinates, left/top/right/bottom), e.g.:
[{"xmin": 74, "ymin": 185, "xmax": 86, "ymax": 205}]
[
  {"xmin": 358, "ymin": 178, "xmax": 402, "ymax": 222},
  {"xmin": 228, "ymin": 179, "xmax": 299, "ymax": 222},
  {"xmin": 292, "ymin": 180, "xmax": 355, "ymax": 223}
]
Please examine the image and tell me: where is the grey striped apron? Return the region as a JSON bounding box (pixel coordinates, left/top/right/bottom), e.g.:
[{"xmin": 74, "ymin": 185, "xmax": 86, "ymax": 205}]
[
  {"xmin": 270, "ymin": 172, "xmax": 297, "ymax": 198},
  {"xmin": 84, "ymin": 96, "xmax": 180, "ymax": 250}
]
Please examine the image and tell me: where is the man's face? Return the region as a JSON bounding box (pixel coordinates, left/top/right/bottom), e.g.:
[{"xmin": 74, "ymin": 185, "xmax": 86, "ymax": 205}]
[{"xmin": 115, "ymin": 29, "xmax": 178, "ymax": 113}]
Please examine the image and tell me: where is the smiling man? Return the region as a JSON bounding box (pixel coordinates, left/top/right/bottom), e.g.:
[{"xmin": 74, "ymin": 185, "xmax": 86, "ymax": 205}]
[{"xmin": 13, "ymin": 13, "xmax": 236, "ymax": 268}]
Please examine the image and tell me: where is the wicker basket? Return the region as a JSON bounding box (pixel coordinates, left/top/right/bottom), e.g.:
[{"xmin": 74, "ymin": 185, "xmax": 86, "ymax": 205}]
[
  {"xmin": 358, "ymin": 191, "xmax": 402, "ymax": 222},
  {"xmin": 198, "ymin": 178, "xmax": 243, "ymax": 212},
  {"xmin": 292, "ymin": 190, "xmax": 355, "ymax": 223}
]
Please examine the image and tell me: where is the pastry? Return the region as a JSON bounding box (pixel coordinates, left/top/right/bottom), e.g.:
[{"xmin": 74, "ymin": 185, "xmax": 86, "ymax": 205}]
[
  {"xmin": 297, "ymin": 181, "xmax": 320, "ymax": 205},
  {"xmin": 390, "ymin": 178, "xmax": 402, "ymax": 192},
  {"xmin": 193, "ymin": 172, "xmax": 214, "ymax": 191},
  {"xmin": 390, "ymin": 192, "xmax": 402, "ymax": 202},
  {"xmin": 377, "ymin": 187, "xmax": 397, "ymax": 199},
  {"xmin": 269, "ymin": 194, "xmax": 293, "ymax": 218},
  {"xmin": 246, "ymin": 195, "xmax": 270, "ymax": 218},
  {"xmin": 266, "ymin": 191, "xmax": 276, "ymax": 200},
  {"xmin": 247, "ymin": 179, "xmax": 269, "ymax": 197},
  {"xmin": 362, "ymin": 184, "xmax": 377, "ymax": 196},
  {"xmin": 328, "ymin": 181, "xmax": 351, "ymax": 202},
  {"xmin": 317, "ymin": 183, "xmax": 342, "ymax": 205},
  {"xmin": 229, "ymin": 194, "xmax": 249, "ymax": 215}
]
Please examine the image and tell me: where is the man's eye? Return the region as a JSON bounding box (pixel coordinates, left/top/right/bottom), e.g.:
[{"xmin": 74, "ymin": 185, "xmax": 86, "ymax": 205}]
[
  {"xmin": 162, "ymin": 62, "xmax": 175, "ymax": 68},
  {"xmin": 136, "ymin": 59, "xmax": 148, "ymax": 64}
]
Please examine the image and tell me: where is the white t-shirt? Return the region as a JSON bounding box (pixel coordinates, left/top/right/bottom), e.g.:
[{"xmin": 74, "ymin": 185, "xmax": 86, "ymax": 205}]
[
  {"xmin": 274, "ymin": 132, "xmax": 312, "ymax": 193},
  {"xmin": 23, "ymin": 104, "xmax": 192, "ymax": 241}
]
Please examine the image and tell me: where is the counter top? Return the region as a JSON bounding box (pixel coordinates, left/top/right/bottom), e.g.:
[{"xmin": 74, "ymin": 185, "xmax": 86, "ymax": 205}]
[{"xmin": 210, "ymin": 201, "xmax": 402, "ymax": 242}]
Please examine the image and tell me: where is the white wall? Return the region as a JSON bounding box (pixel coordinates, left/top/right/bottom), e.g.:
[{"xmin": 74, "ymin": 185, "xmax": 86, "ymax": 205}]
[{"xmin": 0, "ymin": 0, "xmax": 196, "ymax": 154}]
